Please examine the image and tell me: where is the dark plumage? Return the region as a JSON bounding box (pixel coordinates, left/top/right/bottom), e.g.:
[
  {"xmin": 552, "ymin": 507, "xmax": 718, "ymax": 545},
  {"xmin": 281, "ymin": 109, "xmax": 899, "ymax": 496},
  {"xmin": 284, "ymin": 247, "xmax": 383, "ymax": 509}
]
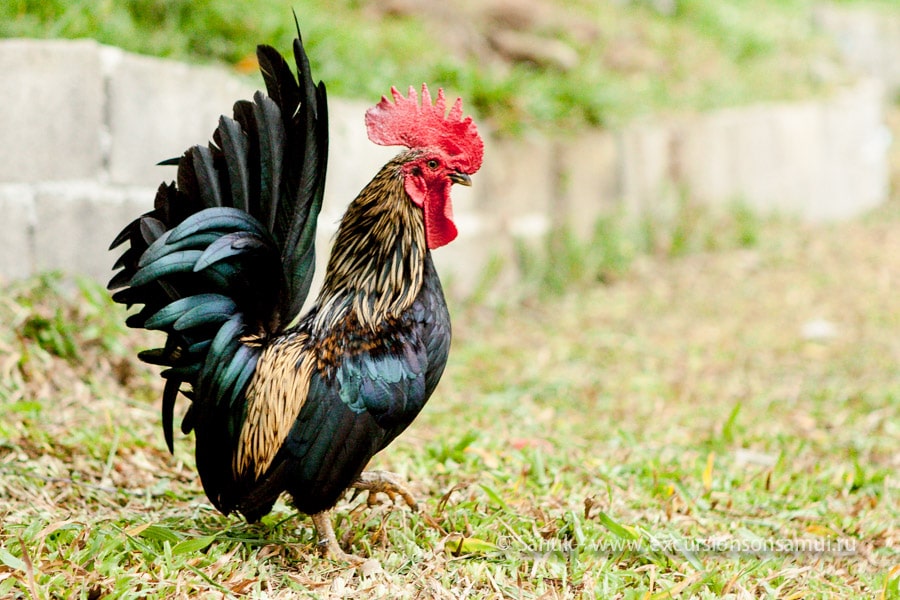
[{"xmin": 108, "ymin": 21, "xmax": 483, "ymax": 562}]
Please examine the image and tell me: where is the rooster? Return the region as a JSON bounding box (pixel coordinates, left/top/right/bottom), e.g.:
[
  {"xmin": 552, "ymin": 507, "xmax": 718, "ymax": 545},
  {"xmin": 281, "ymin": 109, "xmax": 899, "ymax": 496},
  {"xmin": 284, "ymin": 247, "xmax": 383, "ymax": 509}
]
[{"xmin": 108, "ymin": 23, "xmax": 483, "ymax": 562}]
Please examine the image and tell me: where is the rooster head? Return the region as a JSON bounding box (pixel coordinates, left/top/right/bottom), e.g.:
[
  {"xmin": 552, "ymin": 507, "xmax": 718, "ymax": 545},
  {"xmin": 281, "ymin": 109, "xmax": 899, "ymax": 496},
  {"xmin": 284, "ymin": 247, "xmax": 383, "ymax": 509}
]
[{"xmin": 365, "ymin": 85, "xmax": 484, "ymax": 249}]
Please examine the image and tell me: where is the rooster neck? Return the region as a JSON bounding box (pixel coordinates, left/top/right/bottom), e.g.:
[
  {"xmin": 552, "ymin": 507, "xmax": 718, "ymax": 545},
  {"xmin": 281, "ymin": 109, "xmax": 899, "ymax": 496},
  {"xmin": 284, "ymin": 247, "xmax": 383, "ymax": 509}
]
[{"xmin": 311, "ymin": 157, "xmax": 427, "ymax": 333}]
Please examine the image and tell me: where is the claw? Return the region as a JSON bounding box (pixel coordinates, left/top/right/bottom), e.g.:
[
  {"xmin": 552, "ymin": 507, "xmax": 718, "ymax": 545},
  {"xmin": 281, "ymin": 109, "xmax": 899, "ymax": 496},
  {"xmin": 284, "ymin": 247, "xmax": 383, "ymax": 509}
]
[
  {"xmin": 311, "ymin": 511, "xmax": 365, "ymax": 565},
  {"xmin": 308, "ymin": 472, "xmax": 418, "ymax": 564},
  {"xmin": 351, "ymin": 470, "xmax": 419, "ymax": 512}
]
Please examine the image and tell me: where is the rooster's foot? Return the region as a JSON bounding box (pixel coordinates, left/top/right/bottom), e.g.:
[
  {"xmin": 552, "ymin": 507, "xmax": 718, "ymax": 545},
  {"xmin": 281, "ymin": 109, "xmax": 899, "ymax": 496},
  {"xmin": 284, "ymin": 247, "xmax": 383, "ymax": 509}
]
[
  {"xmin": 351, "ymin": 470, "xmax": 419, "ymax": 511},
  {"xmin": 311, "ymin": 511, "xmax": 365, "ymax": 565}
]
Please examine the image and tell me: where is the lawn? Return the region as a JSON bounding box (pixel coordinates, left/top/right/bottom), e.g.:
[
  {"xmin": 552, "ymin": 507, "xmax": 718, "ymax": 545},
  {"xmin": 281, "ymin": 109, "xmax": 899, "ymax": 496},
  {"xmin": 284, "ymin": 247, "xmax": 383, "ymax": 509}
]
[{"xmin": 0, "ymin": 190, "xmax": 898, "ymax": 597}]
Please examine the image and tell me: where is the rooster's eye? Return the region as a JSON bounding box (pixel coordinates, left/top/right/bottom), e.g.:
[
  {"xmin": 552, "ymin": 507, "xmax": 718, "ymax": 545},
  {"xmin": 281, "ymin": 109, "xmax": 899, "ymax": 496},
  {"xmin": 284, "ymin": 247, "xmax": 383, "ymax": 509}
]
[{"xmin": 426, "ymin": 159, "xmax": 439, "ymax": 170}]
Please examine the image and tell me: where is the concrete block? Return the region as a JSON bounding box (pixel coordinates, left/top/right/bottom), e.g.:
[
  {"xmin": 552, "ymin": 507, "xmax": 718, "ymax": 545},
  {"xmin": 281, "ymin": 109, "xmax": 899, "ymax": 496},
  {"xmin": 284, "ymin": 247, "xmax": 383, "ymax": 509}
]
[
  {"xmin": 680, "ymin": 103, "xmax": 801, "ymax": 215},
  {"xmin": 674, "ymin": 120, "xmax": 706, "ymax": 201},
  {"xmin": 815, "ymin": 78, "xmax": 889, "ymax": 220},
  {"xmin": 669, "ymin": 78, "xmax": 888, "ymax": 221},
  {"xmin": 0, "ymin": 39, "xmax": 104, "ymax": 182},
  {"xmin": 0, "ymin": 185, "xmax": 36, "ymax": 281},
  {"xmin": 485, "ymin": 134, "xmax": 555, "ymax": 215},
  {"xmin": 773, "ymin": 103, "xmax": 826, "ymax": 215},
  {"xmin": 105, "ymin": 48, "xmax": 257, "ymax": 186},
  {"xmin": 480, "ymin": 134, "xmax": 555, "ymax": 240},
  {"xmin": 33, "ymin": 183, "xmax": 154, "ymax": 282},
  {"xmin": 555, "ymin": 131, "xmax": 619, "ymax": 239},
  {"xmin": 732, "ymin": 106, "xmax": 788, "ymax": 213},
  {"xmin": 617, "ymin": 121, "xmax": 680, "ymax": 217}
]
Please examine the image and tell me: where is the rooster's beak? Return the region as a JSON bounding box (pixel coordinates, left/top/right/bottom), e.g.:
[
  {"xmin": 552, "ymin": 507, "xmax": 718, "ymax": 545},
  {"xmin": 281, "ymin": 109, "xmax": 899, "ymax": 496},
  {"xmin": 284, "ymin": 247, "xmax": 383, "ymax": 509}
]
[{"xmin": 449, "ymin": 171, "xmax": 472, "ymax": 186}]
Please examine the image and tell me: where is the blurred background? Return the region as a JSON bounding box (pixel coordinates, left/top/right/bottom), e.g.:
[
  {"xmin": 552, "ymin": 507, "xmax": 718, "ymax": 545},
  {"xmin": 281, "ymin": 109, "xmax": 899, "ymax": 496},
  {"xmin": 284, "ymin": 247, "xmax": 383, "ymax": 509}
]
[
  {"xmin": 0, "ymin": 0, "xmax": 900, "ymax": 299},
  {"xmin": 0, "ymin": 0, "xmax": 898, "ymax": 295},
  {"xmin": 1, "ymin": 1, "xmax": 898, "ymax": 597}
]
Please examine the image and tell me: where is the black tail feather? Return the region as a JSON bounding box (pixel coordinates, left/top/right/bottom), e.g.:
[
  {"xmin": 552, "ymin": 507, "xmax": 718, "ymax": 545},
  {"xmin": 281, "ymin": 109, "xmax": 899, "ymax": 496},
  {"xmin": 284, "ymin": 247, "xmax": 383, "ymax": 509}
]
[
  {"xmin": 109, "ymin": 29, "xmax": 329, "ymax": 476},
  {"xmin": 214, "ymin": 116, "xmax": 251, "ymax": 212}
]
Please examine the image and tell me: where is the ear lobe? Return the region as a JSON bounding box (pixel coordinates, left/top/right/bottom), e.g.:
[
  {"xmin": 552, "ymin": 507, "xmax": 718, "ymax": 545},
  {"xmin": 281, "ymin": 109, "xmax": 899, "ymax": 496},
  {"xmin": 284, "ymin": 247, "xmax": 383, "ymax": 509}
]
[{"xmin": 404, "ymin": 175, "xmax": 426, "ymax": 207}]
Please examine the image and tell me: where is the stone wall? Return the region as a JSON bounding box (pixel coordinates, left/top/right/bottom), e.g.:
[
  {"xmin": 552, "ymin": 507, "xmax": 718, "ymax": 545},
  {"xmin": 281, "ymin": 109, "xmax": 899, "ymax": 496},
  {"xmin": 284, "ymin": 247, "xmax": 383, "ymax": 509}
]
[{"xmin": 0, "ymin": 31, "xmax": 891, "ymax": 298}]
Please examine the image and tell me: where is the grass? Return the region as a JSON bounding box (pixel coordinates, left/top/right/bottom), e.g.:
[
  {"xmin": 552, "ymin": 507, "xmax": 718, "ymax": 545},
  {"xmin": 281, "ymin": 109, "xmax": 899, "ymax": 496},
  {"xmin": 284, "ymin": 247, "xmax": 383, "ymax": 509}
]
[
  {"xmin": 0, "ymin": 0, "xmax": 886, "ymax": 133},
  {"xmin": 1, "ymin": 191, "xmax": 899, "ymax": 597},
  {"xmin": 514, "ymin": 198, "xmax": 764, "ymax": 297}
]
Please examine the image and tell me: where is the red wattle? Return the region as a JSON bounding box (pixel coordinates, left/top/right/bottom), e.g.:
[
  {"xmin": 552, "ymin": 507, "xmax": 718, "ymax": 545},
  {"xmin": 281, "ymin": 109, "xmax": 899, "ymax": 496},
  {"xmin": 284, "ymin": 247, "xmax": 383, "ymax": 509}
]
[
  {"xmin": 404, "ymin": 177, "xmax": 458, "ymax": 249},
  {"xmin": 424, "ymin": 194, "xmax": 457, "ymax": 249}
]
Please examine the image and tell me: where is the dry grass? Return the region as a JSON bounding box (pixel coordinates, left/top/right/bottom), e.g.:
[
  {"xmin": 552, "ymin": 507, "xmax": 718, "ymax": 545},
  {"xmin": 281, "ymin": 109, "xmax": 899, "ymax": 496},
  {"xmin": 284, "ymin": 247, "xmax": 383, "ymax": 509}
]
[{"xmin": 1, "ymin": 204, "xmax": 898, "ymax": 597}]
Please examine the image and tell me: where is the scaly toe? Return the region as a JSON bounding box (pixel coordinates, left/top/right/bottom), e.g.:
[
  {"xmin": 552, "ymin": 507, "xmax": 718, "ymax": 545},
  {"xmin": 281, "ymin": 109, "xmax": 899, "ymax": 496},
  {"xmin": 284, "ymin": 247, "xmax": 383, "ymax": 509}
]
[{"xmin": 352, "ymin": 470, "xmax": 419, "ymax": 511}]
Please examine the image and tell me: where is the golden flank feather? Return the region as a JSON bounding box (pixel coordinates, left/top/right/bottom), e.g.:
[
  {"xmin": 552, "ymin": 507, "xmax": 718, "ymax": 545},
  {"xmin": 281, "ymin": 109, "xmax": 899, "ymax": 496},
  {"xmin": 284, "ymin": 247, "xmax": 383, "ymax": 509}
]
[{"xmin": 234, "ymin": 332, "xmax": 316, "ymax": 479}]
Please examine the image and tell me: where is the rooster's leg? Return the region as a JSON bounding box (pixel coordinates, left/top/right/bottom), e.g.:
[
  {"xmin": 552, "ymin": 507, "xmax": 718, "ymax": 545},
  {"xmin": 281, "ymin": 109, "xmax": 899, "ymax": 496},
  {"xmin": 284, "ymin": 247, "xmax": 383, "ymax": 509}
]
[
  {"xmin": 311, "ymin": 511, "xmax": 364, "ymax": 565},
  {"xmin": 351, "ymin": 470, "xmax": 419, "ymax": 511}
]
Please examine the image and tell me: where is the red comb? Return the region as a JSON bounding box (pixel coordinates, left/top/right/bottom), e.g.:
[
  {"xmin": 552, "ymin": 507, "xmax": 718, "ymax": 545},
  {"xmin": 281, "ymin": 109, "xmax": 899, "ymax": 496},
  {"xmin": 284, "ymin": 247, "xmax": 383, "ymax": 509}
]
[{"xmin": 365, "ymin": 84, "xmax": 483, "ymax": 174}]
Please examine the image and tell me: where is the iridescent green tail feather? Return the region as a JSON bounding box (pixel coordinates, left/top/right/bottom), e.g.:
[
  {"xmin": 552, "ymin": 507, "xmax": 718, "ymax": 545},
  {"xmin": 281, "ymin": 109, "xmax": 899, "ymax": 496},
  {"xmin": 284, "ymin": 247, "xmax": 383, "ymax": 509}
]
[{"xmin": 108, "ymin": 28, "xmax": 328, "ymax": 466}]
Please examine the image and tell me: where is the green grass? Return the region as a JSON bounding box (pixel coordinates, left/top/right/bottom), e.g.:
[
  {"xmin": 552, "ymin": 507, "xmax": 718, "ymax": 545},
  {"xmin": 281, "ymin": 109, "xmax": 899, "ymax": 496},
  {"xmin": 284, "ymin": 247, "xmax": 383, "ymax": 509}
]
[
  {"xmin": 0, "ymin": 0, "xmax": 885, "ymax": 133},
  {"xmin": 1, "ymin": 196, "xmax": 899, "ymax": 596},
  {"xmin": 514, "ymin": 198, "xmax": 764, "ymax": 298}
]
